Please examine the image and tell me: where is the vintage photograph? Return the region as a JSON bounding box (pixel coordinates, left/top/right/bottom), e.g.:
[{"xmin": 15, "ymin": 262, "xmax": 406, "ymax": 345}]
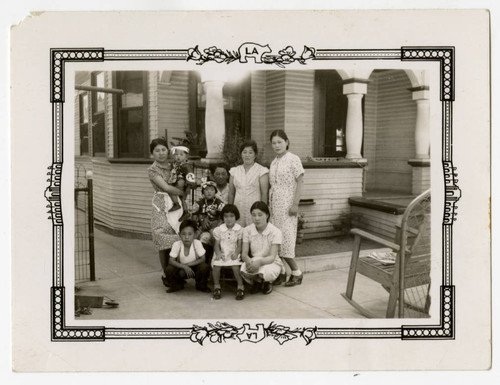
[
  {"xmin": 73, "ymin": 66, "xmax": 432, "ymax": 320},
  {"xmin": 10, "ymin": 9, "xmax": 491, "ymax": 372}
]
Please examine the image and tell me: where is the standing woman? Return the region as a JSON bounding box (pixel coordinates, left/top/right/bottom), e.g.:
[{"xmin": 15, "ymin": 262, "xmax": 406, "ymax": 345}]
[
  {"xmin": 268, "ymin": 130, "xmax": 305, "ymax": 287},
  {"xmin": 148, "ymin": 138, "xmax": 184, "ymax": 287},
  {"xmin": 228, "ymin": 140, "xmax": 269, "ymax": 227}
]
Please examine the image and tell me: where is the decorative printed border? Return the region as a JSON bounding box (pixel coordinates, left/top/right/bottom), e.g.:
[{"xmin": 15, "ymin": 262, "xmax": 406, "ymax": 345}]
[{"xmin": 46, "ymin": 44, "xmax": 460, "ymax": 343}]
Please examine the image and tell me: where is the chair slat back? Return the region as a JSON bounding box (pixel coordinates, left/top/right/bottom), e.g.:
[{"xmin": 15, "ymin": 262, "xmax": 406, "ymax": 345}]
[{"xmin": 398, "ymin": 189, "xmax": 431, "ymax": 316}]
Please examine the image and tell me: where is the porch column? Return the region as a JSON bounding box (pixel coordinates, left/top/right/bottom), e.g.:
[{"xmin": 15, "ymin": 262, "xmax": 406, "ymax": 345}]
[
  {"xmin": 343, "ymin": 80, "xmax": 368, "ymax": 160},
  {"xmin": 408, "ymin": 87, "xmax": 431, "ymax": 194},
  {"xmin": 203, "ymin": 80, "xmax": 225, "ymax": 159},
  {"xmin": 412, "ymin": 88, "xmax": 430, "ymax": 159}
]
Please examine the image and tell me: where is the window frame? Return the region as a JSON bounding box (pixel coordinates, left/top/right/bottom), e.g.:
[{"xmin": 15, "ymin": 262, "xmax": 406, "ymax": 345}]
[
  {"xmin": 90, "ymin": 71, "xmax": 106, "ymax": 157},
  {"xmin": 111, "ymin": 71, "xmax": 150, "ymax": 159},
  {"xmin": 314, "ymin": 70, "xmax": 348, "ymax": 158}
]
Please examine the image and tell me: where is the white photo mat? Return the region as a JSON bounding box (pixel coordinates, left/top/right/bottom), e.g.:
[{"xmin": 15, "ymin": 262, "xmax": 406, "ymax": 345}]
[{"xmin": 11, "ymin": 10, "xmax": 490, "ymax": 371}]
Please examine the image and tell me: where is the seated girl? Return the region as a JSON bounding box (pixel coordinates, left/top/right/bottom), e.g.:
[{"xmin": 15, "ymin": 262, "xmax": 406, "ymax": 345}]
[
  {"xmin": 212, "ymin": 204, "xmax": 244, "ymax": 301},
  {"xmin": 165, "ymin": 219, "xmax": 211, "ymax": 293},
  {"xmin": 192, "ymin": 180, "xmax": 225, "ymax": 243},
  {"xmin": 240, "ymin": 201, "xmax": 284, "ymax": 295}
]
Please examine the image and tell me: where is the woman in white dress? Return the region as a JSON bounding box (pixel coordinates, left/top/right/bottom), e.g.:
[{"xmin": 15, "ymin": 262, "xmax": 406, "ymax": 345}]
[
  {"xmin": 228, "ymin": 140, "xmax": 269, "ymax": 227},
  {"xmin": 269, "ymin": 130, "xmax": 305, "ymax": 287}
]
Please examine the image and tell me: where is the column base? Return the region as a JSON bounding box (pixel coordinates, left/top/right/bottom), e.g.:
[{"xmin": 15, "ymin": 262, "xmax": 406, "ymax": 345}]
[
  {"xmin": 345, "ymin": 155, "xmax": 368, "ymax": 164},
  {"xmin": 408, "ymin": 158, "xmax": 430, "ymax": 195},
  {"xmin": 201, "ymin": 154, "xmax": 224, "ymax": 163}
]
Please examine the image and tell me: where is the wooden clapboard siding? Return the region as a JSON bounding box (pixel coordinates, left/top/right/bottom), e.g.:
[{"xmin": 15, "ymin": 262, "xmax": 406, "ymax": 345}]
[
  {"xmin": 351, "ymin": 205, "xmax": 403, "ymax": 241},
  {"xmin": 363, "ymin": 75, "xmax": 379, "ymax": 179},
  {"xmin": 300, "ymin": 168, "xmax": 363, "ymax": 239},
  {"xmin": 264, "ymin": 71, "xmax": 285, "ymax": 162},
  {"xmin": 284, "ymin": 71, "xmax": 315, "ymax": 159},
  {"xmin": 364, "ymin": 70, "xmax": 416, "ymax": 194},
  {"xmin": 88, "ymin": 160, "xmax": 155, "ymax": 234},
  {"xmin": 251, "ymin": 71, "xmax": 267, "ymax": 159},
  {"xmin": 104, "ymin": 72, "xmax": 114, "ymax": 157},
  {"xmin": 158, "ymin": 71, "xmax": 190, "ymax": 144},
  {"xmin": 148, "ymin": 71, "xmax": 159, "ymax": 140}
]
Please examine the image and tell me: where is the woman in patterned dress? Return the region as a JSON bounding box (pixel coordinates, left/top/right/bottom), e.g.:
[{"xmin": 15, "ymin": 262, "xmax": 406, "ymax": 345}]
[
  {"xmin": 148, "ymin": 138, "xmax": 184, "ymax": 287},
  {"xmin": 268, "ymin": 130, "xmax": 305, "ymax": 287},
  {"xmin": 228, "ymin": 140, "xmax": 269, "ymax": 227}
]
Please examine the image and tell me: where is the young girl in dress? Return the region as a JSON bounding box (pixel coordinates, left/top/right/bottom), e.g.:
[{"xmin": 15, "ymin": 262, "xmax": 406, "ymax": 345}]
[{"xmin": 212, "ymin": 204, "xmax": 245, "ymax": 300}]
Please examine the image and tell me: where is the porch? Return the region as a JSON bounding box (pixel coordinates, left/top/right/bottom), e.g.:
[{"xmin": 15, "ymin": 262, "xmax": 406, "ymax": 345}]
[{"xmin": 75, "ymin": 225, "xmax": 392, "ymax": 320}]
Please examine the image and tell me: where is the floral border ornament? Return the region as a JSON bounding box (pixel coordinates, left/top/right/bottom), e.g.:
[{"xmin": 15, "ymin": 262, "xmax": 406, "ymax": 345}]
[
  {"xmin": 187, "ymin": 44, "xmax": 316, "ymax": 67},
  {"xmin": 190, "ymin": 322, "xmax": 317, "ymax": 345}
]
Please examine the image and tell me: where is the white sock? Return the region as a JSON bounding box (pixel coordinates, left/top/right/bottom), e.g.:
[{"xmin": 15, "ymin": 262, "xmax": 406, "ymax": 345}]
[{"xmin": 292, "ymin": 269, "xmax": 302, "ymax": 276}]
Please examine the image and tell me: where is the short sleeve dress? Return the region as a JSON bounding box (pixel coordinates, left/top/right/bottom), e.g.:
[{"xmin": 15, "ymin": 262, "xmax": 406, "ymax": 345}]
[
  {"xmin": 240, "ymin": 223, "xmax": 283, "ymax": 283},
  {"xmin": 148, "ymin": 161, "xmax": 180, "ymax": 251},
  {"xmin": 212, "ymin": 223, "xmax": 243, "ymax": 267},
  {"xmin": 229, "ymin": 163, "xmax": 269, "ymax": 227},
  {"xmin": 269, "ymin": 152, "xmax": 305, "ymax": 259}
]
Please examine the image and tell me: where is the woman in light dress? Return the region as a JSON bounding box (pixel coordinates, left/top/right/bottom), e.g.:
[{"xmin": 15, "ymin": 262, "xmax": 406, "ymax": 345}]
[
  {"xmin": 228, "ymin": 140, "xmax": 269, "ymax": 227},
  {"xmin": 268, "ymin": 130, "xmax": 305, "ymax": 287}
]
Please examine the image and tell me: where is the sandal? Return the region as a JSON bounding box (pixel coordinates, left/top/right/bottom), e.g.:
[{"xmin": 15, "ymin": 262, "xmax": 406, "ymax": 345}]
[
  {"xmin": 235, "ymin": 289, "xmax": 245, "ymax": 301},
  {"xmin": 213, "ymin": 287, "xmax": 221, "ymax": 300}
]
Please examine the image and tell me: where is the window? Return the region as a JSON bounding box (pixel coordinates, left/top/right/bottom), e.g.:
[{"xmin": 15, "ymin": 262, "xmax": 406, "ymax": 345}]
[
  {"xmin": 314, "ymin": 70, "xmax": 348, "ymax": 157},
  {"xmin": 91, "ymin": 72, "xmax": 106, "ymax": 156},
  {"xmin": 79, "ymin": 93, "xmax": 89, "ymax": 155},
  {"xmin": 113, "ymin": 71, "xmax": 149, "ymax": 158},
  {"xmin": 189, "ymin": 72, "xmax": 251, "ymax": 150}
]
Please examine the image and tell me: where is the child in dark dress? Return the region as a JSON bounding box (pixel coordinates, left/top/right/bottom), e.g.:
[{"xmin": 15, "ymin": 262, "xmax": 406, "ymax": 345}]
[{"xmin": 167, "ymin": 145, "xmax": 196, "ymax": 221}]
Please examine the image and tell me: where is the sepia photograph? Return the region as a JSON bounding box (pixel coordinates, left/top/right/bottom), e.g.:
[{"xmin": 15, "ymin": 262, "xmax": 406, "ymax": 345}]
[
  {"xmin": 73, "ymin": 66, "xmax": 432, "ymax": 321},
  {"xmin": 9, "ymin": 9, "xmax": 491, "ymax": 372}
]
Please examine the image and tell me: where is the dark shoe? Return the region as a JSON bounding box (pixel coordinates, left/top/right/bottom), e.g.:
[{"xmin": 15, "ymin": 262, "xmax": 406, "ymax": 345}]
[
  {"xmin": 169, "ymin": 202, "xmax": 181, "ymax": 212},
  {"xmin": 196, "ymin": 286, "xmax": 212, "ymax": 293},
  {"xmin": 166, "ymin": 284, "xmax": 184, "ymax": 293},
  {"xmin": 285, "ymin": 273, "xmax": 303, "ymax": 287},
  {"xmin": 249, "ymin": 282, "xmax": 262, "ymax": 294},
  {"xmin": 273, "ymin": 274, "xmax": 286, "ymax": 286},
  {"xmin": 235, "ymin": 289, "xmax": 245, "ymax": 301},
  {"xmin": 161, "ymin": 275, "xmax": 170, "ymax": 287},
  {"xmin": 213, "ymin": 288, "xmax": 221, "ymax": 300},
  {"xmin": 262, "ymin": 281, "xmax": 273, "ymax": 295}
]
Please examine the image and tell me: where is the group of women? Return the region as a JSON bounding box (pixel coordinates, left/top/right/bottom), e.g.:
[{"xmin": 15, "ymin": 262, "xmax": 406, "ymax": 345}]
[{"xmin": 148, "ymin": 129, "xmax": 305, "ymax": 294}]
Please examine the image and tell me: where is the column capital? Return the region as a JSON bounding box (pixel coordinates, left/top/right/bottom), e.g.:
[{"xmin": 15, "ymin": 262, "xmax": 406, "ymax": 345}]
[{"xmin": 343, "ymin": 80, "xmax": 368, "ymax": 95}]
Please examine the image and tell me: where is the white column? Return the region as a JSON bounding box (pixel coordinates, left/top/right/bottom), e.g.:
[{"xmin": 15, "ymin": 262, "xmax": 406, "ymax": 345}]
[
  {"xmin": 343, "ymin": 81, "xmax": 367, "ymax": 160},
  {"xmin": 412, "ymin": 89, "xmax": 430, "ymax": 159},
  {"xmin": 203, "ymin": 80, "xmax": 225, "ymax": 159}
]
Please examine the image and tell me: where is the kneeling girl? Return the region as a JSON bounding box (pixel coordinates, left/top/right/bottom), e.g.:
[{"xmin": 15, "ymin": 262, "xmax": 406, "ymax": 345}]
[{"xmin": 240, "ymin": 201, "xmax": 283, "ymax": 295}]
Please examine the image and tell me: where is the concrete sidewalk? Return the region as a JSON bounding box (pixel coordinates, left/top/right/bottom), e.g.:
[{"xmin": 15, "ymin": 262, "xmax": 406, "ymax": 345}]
[{"xmin": 76, "ymin": 228, "xmax": 390, "ymax": 320}]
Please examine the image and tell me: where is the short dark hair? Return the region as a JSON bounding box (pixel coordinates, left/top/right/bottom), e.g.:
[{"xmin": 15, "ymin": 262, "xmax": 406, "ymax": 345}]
[
  {"xmin": 179, "ymin": 219, "xmax": 198, "ymax": 233},
  {"xmin": 149, "ymin": 138, "xmax": 169, "ymax": 154},
  {"xmin": 220, "ymin": 204, "xmax": 240, "ymax": 221},
  {"xmin": 239, "ymin": 140, "xmax": 259, "ymax": 156},
  {"xmin": 209, "ymin": 162, "xmax": 230, "ymax": 176},
  {"xmin": 250, "ymin": 201, "xmax": 271, "ymax": 222},
  {"xmin": 269, "ymin": 129, "xmax": 289, "ymax": 150}
]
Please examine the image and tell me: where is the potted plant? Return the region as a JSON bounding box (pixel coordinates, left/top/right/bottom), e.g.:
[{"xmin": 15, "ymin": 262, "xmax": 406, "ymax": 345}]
[
  {"xmin": 331, "ymin": 211, "xmax": 363, "ymax": 236},
  {"xmin": 296, "ymin": 212, "xmax": 307, "ymax": 244}
]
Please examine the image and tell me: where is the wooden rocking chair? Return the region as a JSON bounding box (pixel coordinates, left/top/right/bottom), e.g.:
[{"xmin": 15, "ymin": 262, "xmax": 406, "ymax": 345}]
[{"xmin": 341, "ymin": 189, "xmax": 431, "ymax": 318}]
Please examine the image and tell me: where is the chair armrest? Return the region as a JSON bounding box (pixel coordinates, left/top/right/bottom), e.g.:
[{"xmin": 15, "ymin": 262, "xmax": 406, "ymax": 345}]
[{"xmin": 350, "ymin": 228, "xmax": 400, "ymax": 251}]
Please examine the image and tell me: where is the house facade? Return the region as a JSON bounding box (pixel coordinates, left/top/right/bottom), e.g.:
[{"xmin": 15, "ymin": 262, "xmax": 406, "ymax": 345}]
[{"xmin": 74, "ymin": 68, "xmax": 430, "ymax": 240}]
